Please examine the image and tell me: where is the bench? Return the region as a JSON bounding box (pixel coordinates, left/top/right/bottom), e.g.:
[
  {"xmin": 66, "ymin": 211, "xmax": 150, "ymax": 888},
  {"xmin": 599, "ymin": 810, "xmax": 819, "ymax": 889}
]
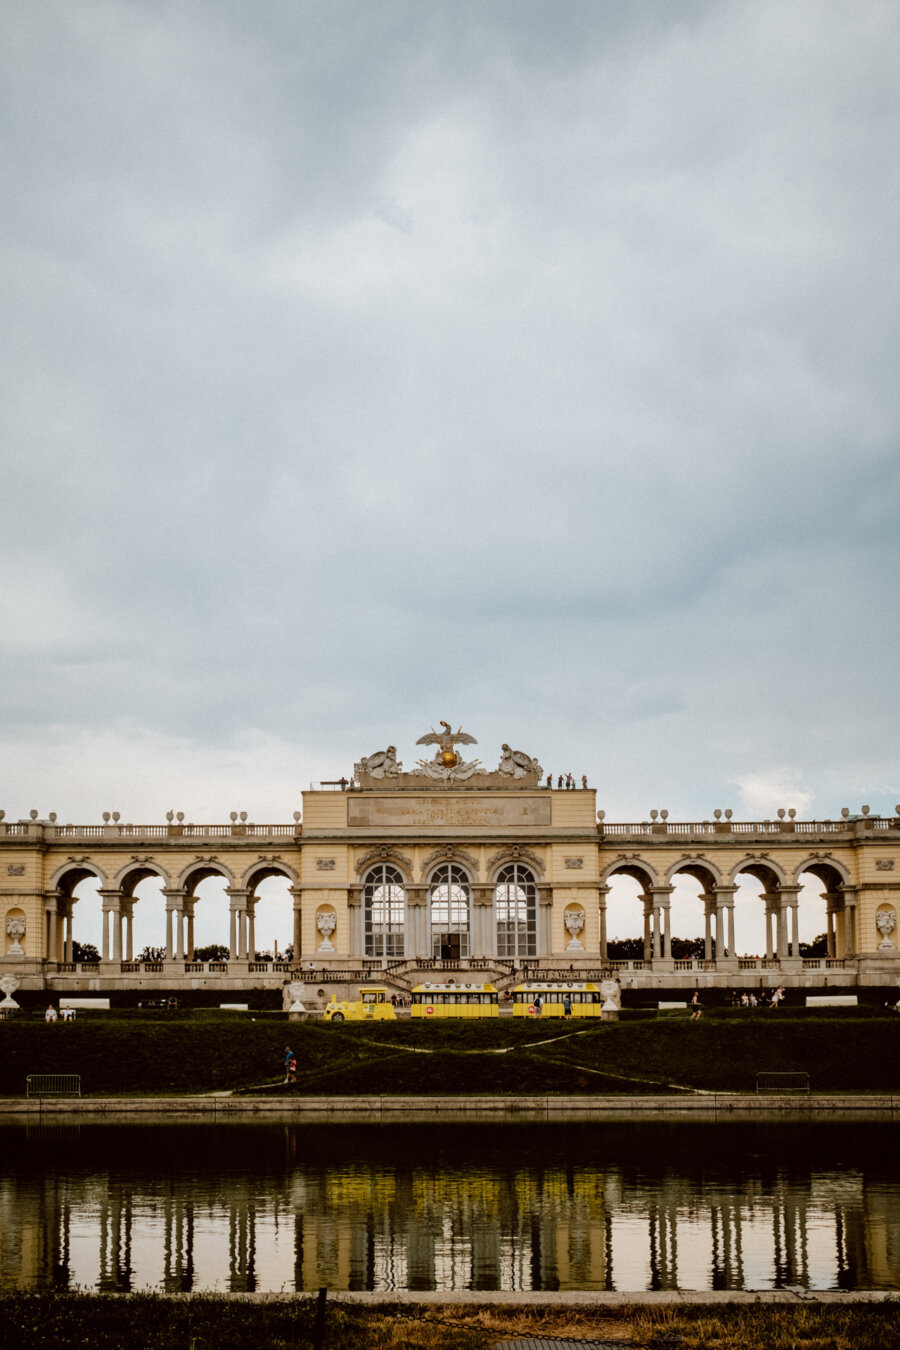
[
  {"xmin": 805, "ymin": 995, "xmax": 857, "ymax": 1007},
  {"xmin": 26, "ymin": 1074, "xmax": 82, "ymax": 1098},
  {"xmin": 756, "ymin": 1071, "xmax": 809, "ymax": 1094},
  {"xmin": 657, "ymin": 1001, "xmax": 689, "ymax": 1016}
]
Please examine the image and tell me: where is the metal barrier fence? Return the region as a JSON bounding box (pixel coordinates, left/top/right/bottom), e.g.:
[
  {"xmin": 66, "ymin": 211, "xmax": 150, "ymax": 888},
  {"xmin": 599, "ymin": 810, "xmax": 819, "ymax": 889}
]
[
  {"xmin": 756, "ymin": 1070, "xmax": 810, "ymax": 1094},
  {"xmin": 26, "ymin": 1074, "xmax": 82, "ymax": 1098},
  {"xmin": 191, "ymin": 1008, "xmax": 250, "ymax": 1021}
]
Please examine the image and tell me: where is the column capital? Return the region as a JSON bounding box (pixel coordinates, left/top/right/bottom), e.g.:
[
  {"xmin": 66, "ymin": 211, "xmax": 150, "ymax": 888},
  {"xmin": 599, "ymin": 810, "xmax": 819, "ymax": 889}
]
[
  {"xmin": 713, "ymin": 885, "xmax": 739, "ymax": 899},
  {"xmin": 649, "ymin": 885, "xmax": 674, "ymax": 898},
  {"xmin": 777, "ymin": 884, "xmax": 803, "ymax": 898}
]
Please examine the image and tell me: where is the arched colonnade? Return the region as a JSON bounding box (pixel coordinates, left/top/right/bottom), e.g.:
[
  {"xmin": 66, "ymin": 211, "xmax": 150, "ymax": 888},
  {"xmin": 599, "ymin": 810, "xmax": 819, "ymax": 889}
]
[
  {"xmin": 45, "ymin": 860, "xmax": 301, "ymax": 965},
  {"xmin": 601, "ymin": 856, "xmax": 854, "ymax": 962}
]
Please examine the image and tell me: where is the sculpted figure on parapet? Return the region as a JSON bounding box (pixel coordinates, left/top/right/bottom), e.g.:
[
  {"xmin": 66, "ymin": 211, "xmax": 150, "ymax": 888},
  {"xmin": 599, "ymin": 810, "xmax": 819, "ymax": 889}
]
[
  {"xmin": 354, "ymin": 722, "xmax": 544, "ymax": 787},
  {"xmin": 498, "ymin": 744, "xmax": 543, "ymax": 780},
  {"xmin": 356, "ymin": 745, "xmax": 402, "ymax": 779}
]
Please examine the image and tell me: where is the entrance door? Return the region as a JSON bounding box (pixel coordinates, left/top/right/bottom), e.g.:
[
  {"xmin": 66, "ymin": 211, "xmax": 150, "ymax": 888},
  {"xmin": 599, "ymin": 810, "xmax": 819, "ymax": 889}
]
[{"xmin": 439, "ymin": 933, "xmax": 462, "ymax": 961}]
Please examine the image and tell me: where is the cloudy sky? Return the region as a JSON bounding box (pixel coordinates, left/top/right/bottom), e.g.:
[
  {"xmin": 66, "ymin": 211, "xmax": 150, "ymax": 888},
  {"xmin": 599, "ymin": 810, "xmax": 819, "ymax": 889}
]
[{"xmin": 2, "ymin": 0, "xmax": 899, "ymax": 840}]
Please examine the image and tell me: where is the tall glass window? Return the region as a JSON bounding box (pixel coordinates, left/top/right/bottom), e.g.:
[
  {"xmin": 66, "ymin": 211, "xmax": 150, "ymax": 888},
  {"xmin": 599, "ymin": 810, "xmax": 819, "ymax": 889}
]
[
  {"xmin": 494, "ymin": 862, "xmax": 537, "ymax": 959},
  {"xmin": 363, "ymin": 864, "xmax": 406, "ymax": 959},
  {"xmin": 429, "ymin": 864, "xmax": 470, "ymax": 960}
]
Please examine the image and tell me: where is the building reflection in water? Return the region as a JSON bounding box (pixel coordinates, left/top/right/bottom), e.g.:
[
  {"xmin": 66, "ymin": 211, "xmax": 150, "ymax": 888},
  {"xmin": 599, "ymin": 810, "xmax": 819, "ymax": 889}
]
[{"xmin": 0, "ymin": 1121, "xmax": 898, "ymax": 1294}]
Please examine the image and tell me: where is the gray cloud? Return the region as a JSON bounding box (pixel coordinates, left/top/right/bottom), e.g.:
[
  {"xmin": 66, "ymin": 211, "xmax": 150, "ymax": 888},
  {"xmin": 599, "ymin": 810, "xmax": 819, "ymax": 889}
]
[{"xmin": 1, "ymin": 0, "xmax": 899, "ymax": 822}]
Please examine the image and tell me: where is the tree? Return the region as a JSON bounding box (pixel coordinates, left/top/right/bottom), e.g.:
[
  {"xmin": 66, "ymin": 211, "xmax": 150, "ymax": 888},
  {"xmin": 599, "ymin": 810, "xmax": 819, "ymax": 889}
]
[
  {"xmin": 137, "ymin": 946, "xmax": 166, "ymax": 962},
  {"xmin": 72, "ymin": 940, "xmax": 99, "ymax": 963},
  {"xmin": 799, "ymin": 933, "xmax": 829, "ymax": 957},
  {"xmin": 193, "ymin": 944, "xmax": 230, "ymax": 962}
]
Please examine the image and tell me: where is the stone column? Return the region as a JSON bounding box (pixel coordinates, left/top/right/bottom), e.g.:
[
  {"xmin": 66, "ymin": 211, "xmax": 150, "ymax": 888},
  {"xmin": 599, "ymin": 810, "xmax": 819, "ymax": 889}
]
[
  {"xmin": 539, "ymin": 887, "xmax": 553, "ymax": 959},
  {"xmin": 162, "ymin": 890, "xmax": 186, "ymax": 963},
  {"xmin": 764, "ymin": 899, "xmax": 775, "ymax": 960},
  {"xmin": 63, "ymin": 901, "xmax": 73, "ymax": 963},
  {"xmin": 347, "ymin": 886, "xmax": 362, "ymax": 959},
  {"xmin": 184, "ymin": 899, "xmax": 195, "ymax": 961},
  {"xmin": 406, "ymin": 886, "xmax": 428, "ymax": 959},
  {"xmin": 598, "ymin": 885, "xmax": 609, "ymax": 962},
  {"xmin": 247, "ymin": 899, "xmax": 256, "ymax": 963},
  {"xmin": 120, "ymin": 901, "xmax": 134, "ymax": 962},
  {"xmin": 841, "ymin": 888, "xmax": 857, "ymax": 955},
  {"xmin": 704, "ymin": 898, "xmax": 714, "ymax": 961},
  {"xmin": 712, "ymin": 886, "xmax": 739, "ymax": 969},
  {"xmin": 649, "ymin": 887, "xmax": 673, "ymax": 964},
  {"xmin": 45, "ymin": 901, "xmax": 59, "ymax": 963},
  {"xmin": 472, "ymin": 885, "xmax": 494, "ymax": 959},
  {"xmin": 289, "ymin": 887, "xmax": 302, "ymax": 962},
  {"xmin": 225, "ymin": 888, "xmax": 250, "ymax": 963},
  {"xmin": 826, "ymin": 899, "xmax": 836, "ymax": 958},
  {"xmin": 643, "ymin": 895, "xmax": 653, "ymax": 961},
  {"xmin": 776, "ymin": 886, "xmax": 802, "ymax": 967},
  {"xmin": 98, "ymin": 890, "xmax": 122, "ymax": 963}
]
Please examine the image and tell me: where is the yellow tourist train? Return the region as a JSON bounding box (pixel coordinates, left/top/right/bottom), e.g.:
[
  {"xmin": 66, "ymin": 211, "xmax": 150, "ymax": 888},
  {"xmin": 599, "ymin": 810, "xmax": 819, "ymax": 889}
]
[
  {"xmin": 511, "ymin": 982, "xmax": 606, "ymax": 1018},
  {"xmin": 410, "ymin": 982, "xmax": 499, "ymax": 1019},
  {"xmin": 322, "ymin": 986, "xmax": 398, "ymax": 1023}
]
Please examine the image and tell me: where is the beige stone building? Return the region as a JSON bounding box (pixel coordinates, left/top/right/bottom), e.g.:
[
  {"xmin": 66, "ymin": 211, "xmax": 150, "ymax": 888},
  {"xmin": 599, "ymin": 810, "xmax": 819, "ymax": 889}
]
[{"xmin": 2, "ymin": 725, "xmax": 899, "ymax": 997}]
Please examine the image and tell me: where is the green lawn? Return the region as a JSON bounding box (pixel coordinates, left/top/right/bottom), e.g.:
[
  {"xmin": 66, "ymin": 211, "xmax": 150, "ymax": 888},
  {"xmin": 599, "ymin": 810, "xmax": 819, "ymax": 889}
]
[{"xmin": 2, "ymin": 1012, "xmax": 899, "ymax": 1097}]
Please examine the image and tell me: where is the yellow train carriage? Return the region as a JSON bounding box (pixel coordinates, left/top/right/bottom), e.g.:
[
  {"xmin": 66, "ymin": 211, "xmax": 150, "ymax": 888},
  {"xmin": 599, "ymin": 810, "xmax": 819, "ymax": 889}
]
[
  {"xmin": 411, "ymin": 982, "xmax": 499, "ymax": 1019},
  {"xmin": 323, "ymin": 986, "xmax": 398, "ymax": 1023},
  {"xmin": 511, "ymin": 982, "xmax": 603, "ymax": 1018}
]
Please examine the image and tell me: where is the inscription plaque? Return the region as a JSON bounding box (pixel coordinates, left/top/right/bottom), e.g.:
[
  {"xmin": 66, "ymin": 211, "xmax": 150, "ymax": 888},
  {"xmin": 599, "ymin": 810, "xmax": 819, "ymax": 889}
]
[{"xmin": 348, "ymin": 795, "xmax": 551, "ymax": 829}]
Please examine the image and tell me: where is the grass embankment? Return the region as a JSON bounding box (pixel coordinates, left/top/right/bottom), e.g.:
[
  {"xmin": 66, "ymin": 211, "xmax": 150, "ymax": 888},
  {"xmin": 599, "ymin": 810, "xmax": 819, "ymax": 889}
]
[
  {"xmin": 2, "ymin": 1013, "xmax": 900, "ymax": 1096},
  {"xmin": 2, "ymin": 1294, "xmax": 900, "ymax": 1349}
]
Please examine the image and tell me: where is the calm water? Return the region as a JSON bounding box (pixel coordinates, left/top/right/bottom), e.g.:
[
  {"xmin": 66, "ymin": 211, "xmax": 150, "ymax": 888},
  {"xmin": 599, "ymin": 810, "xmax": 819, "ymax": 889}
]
[{"xmin": 0, "ymin": 1120, "xmax": 897, "ymax": 1293}]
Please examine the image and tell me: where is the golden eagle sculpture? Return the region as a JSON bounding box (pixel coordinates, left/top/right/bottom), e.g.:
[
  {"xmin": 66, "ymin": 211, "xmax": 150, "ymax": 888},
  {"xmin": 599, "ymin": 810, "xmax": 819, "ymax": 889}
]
[{"xmin": 415, "ymin": 720, "xmax": 477, "ymax": 768}]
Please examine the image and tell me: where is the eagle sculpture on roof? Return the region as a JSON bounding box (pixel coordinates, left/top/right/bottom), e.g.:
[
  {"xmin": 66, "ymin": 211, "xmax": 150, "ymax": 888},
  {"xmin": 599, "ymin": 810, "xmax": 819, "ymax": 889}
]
[{"xmin": 416, "ymin": 720, "xmax": 477, "ymax": 769}]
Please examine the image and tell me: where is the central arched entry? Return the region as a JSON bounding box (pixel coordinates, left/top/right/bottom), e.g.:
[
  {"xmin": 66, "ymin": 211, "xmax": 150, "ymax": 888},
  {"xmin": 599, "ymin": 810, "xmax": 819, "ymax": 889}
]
[{"xmin": 429, "ymin": 863, "xmax": 471, "ymax": 961}]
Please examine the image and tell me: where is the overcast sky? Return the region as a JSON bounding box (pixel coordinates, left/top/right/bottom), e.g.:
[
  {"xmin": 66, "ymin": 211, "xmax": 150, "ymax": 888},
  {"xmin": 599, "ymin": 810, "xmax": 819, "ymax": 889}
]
[{"xmin": 2, "ymin": 0, "xmax": 899, "ymax": 835}]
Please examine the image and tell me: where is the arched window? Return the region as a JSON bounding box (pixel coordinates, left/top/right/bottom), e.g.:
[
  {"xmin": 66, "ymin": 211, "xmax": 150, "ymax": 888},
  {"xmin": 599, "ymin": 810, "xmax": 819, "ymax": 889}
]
[
  {"xmin": 494, "ymin": 862, "xmax": 537, "ymax": 959},
  {"xmin": 429, "ymin": 864, "xmax": 470, "ymax": 960},
  {"xmin": 363, "ymin": 864, "xmax": 406, "ymax": 959}
]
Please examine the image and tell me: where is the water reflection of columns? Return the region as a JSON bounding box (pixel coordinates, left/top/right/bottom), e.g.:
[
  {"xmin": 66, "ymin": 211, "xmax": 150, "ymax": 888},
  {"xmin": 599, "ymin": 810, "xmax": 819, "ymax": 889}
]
[
  {"xmin": 98, "ymin": 1185, "xmax": 133, "ymax": 1292},
  {"xmin": 710, "ymin": 1202, "xmax": 744, "ymax": 1289},
  {"xmin": 229, "ymin": 1199, "xmax": 257, "ymax": 1292},
  {"xmin": 772, "ymin": 1185, "xmax": 808, "ymax": 1287},
  {"xmin": 648, "ymin": 1202, "xmax": 678, "ymax": 1289},
  {"xmin": 163, "ymin": 1194, "xmax": 195, "ymax": 1292}
]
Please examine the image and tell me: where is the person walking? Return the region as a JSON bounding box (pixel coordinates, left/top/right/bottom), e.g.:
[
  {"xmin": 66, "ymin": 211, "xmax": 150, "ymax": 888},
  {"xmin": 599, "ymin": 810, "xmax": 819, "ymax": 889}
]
[
  {"xmin": 563, "ymin": 994, "xmax": 572, "ymax": 1019},
  {"xmin": 533, "ymin": 994, "xmax": 543, "ymax": 1018},
  {"xmin": 690, "ymin": 990, "xmax": 702, "ymax": 1020},
  {"xmin": 283, "ymin": 1045, "xmax": 294, "ymax": 1084}
]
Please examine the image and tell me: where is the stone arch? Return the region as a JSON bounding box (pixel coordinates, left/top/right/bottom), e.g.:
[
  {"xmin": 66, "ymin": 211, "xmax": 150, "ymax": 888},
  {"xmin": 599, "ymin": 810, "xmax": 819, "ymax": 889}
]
[
  {"xmin": 791, "ymin": 855, "xmax": 851, "ymax": 888},
  {"xmin": 355, "ymin": 847, "xmax": 413, "ymax": 883},
  {"xmin": 242, "ymin": 861, "xmax": 298, "ymax": 960},
  {"xmin": 242, "ymin": 860, "xmax": 299, "ymax": 892},
  {"xmin": 50, "ymin": 860, "xmax": 107, "ymax": 894},
  {"xmin": 486, "ymin": 847, "xmax": 545, "ymax": 879},
  {"xmin": 793, "ymin": 856, "xmax": 853, "ymax": 958},
  {"xmin": 114, "ymin": 860, "xmax": 171, "ymax": 894},
  {"xmin": 729, "ymin": 856, "xmax": 788, "ymax": 961},
  {"xmin": 601, "ymin": 857, "xmax": 658, "ymax": 889},
  {"xmin": 727, "ymin": 856, "xmax": 787, "ymax": 889},
  {"xmin": 421, "ymin": 846, "xmax": 479, "ymax": 881},
  {"xmin": 178, "ymin": 860, "xmax": 235, "ymax": 892},
  {"xmin": 665, "ymin": 857, "xmax": 722, "ymax": 889}
]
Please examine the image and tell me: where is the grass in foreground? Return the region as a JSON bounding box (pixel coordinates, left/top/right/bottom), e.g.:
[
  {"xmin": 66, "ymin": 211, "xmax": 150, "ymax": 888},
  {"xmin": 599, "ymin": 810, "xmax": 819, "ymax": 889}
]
[
  {"xmin": 2, "ymin": 1014, "xmax": 900, "ymax": 1096},
  {"xmin": 2, "ymin": 1294, "xmax": 900, "ymax": 1349}
]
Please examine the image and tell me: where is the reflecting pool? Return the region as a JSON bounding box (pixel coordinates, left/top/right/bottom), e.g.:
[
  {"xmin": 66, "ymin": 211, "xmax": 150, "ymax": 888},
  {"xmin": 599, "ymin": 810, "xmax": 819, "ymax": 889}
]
[{"xmin": 1, "ymin": 1120, "xmax": 897, "ymax": 1292}]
